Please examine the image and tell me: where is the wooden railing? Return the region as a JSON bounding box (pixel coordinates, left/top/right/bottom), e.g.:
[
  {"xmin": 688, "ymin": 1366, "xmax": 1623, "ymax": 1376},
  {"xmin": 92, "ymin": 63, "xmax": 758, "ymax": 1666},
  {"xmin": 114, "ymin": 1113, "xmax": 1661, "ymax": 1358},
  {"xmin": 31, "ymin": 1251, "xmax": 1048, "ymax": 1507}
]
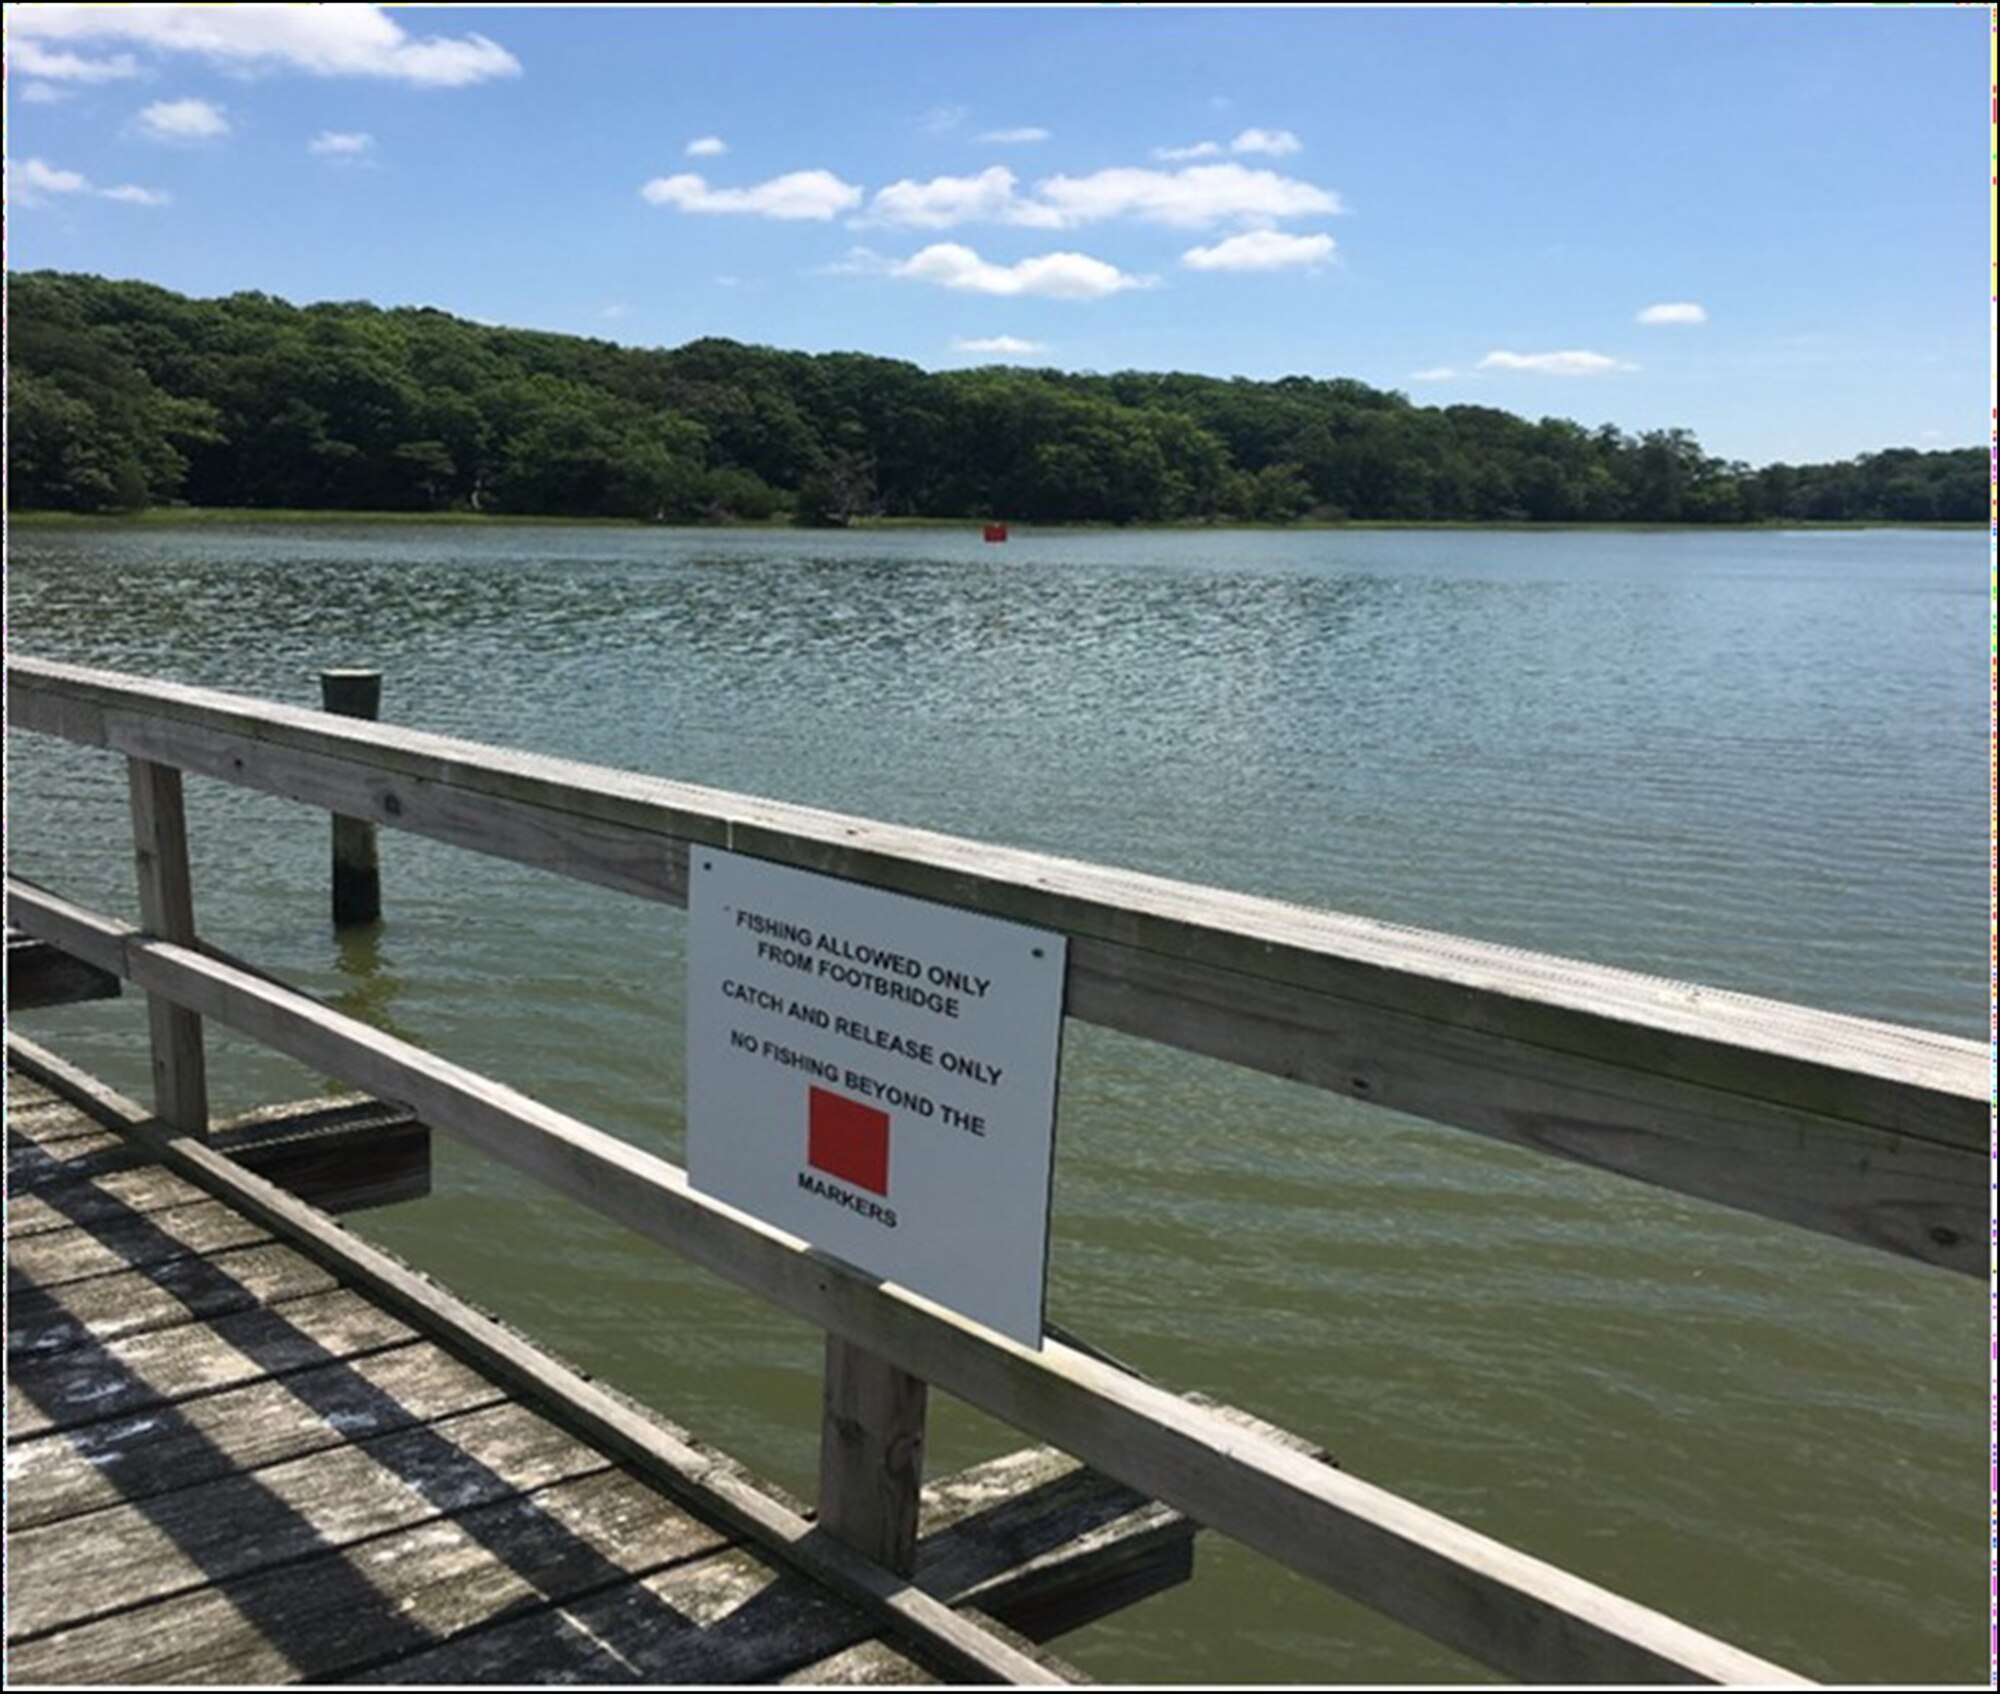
[{"xmin": 9, "ymin": 656, "xmax": 1985, "ymax": 1685}]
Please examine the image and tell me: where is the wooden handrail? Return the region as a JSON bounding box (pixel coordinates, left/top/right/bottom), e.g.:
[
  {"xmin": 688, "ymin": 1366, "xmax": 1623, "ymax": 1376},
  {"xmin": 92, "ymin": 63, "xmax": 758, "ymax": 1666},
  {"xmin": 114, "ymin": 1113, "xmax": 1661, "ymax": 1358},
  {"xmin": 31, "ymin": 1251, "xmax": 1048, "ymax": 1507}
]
[
  {"xmin": 7, "ymin": 656, "xmax": 1984, "ymax": 1273},
  {"xmin": 3, "ymin": 881, "xmax": 1806, "ymax": 1686}
]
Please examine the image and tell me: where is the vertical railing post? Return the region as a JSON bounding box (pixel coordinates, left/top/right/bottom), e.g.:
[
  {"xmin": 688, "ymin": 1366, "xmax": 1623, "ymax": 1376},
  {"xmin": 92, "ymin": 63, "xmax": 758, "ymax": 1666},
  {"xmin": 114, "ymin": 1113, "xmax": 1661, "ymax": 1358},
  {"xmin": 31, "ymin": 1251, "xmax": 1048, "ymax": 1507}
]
[
  {"xmin": 127, "ymin": 757, "xmax": 209, "ymax": 1137},
  {"xmin": 817, "ymin": 1335, "xmax": 929, "ymax": 1575},
  {"xmin": 321, "ymin": 668, "xmax": 382, "ymax": 927}
]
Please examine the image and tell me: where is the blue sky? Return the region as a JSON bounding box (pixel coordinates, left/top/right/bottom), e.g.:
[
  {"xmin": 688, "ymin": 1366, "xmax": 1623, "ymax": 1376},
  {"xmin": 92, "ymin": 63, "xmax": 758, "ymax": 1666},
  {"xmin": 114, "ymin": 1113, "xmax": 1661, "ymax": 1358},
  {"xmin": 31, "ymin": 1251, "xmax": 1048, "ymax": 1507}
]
[{"xmin": 7, "ymin": 4, "xmax": 1990, "ymax": 467}]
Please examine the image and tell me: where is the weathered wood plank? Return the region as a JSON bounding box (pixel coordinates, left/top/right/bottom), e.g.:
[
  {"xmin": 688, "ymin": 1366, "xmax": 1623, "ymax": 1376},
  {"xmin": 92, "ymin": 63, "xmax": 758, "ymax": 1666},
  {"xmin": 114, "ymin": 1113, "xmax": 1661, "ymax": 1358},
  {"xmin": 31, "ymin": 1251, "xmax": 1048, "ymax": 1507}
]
[
  {"xmin": 7, "ymin": 931, "xmax": 122, "ymax": 1010},
  {"xmin": 7, "ymin": 1070, "xmax": 61, "ymax": 1111},
  {"xmin": 915, "ymin": 1446, "xmax": 1187, "ymax": 1643},
  {"xmin": 8, "ymin": 1123, "xmax": 147, "ymax": 1194},
  {"xmin": 1065, "ymin": 937, "xmax": 1983, "ymax": 1274},
  {"xmin": 213, "ymin": 1096, "xmax": 431, "ymax": 1214},
  {"xmin": 784, "ymin": 1640, "xmax": 939, "ymax": 1685},
  {"xmin": 6, "ymin": 1030, "xmax": 1809, "ymax": 1685},
  {"xmin": 6, "ymin": 1096, "xmax": 103, "ymax": 1138},
  {"xmin": 10, "ymin": 657, "xmax": 1979, "ymax": 1163},
  {"xmin": 7, "ymin": 1198, "xmax": 271, "ymax": 1290},
  {"xmin": 8, "ymin": 1162, "xmax": 212, "ymax": 1240},
  {"xmin": 346, "ymin": 1542, "xmax": 929, "ymax": 1686},
  {"xmin": 6, "ymin": 1340, "xmax": 508, "ymax": 1530},
  {"xmin": 126, "ymin": 756, "xmax": 208, "ymax": 1137},
  {"xmin": 6, "ymin": 1286, "xmax": 416, "ymax": 1442},
  {"xmin": 820, "ymin": 1335, "xmax": 929, "ymax": 1576},
  {"xmin": 5, "ymin": 1468, "xmax": 733, "ymax": 1686},
  {"xmin": 9, "ymin": 1240, "xmax": 340, "ymax": 1362},
  {"xmin": 7, "ymin": 1401, "xmax": 611, "ymax": 1640},
  {"xmin": 6, "ymin": 1084, "xmax": 123, "ymax": 1148},
  {"xmin": 108, "ymin": 704, "xmax": 689, "ymax": 905},
  {"xmin": 347, "ymin": 1540, "xmax": 1077, "ymax": 1687},
  {"xmin": 4, "ymin": 1100, "xmax": 121, "ymax": 1151}
]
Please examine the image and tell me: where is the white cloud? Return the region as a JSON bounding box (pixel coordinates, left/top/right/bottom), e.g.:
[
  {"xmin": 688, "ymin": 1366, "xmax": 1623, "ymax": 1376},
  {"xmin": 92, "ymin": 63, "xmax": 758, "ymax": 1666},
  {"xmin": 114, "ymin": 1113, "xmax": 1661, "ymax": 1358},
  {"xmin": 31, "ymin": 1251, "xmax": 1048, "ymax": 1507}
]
[
  {"xmin": 8, "ymin": 5, "xmax": 519, "ymax": 87},
  {"xmin": 309, "ymin": 130, "xmax": 374, "ymax": 157},
  {"xmin": 1182, "ymin": 230, "xmax": 1334, "ymax": 271},
  {"xmin": 1230, "ymin": 127, "xmax": 1301, "ymax": 157},
  {"xmin": 1478, "ymin": 349, "xmax": 1635, "ymax": 376},
  {"xmin": 1636, "ymin": 301, "xmax": 1707, "ymax": 326},
  {"xmin": 892, "ymin": 243, "xmax": 1150, "ymax": 300},
  {"xmin": 640, "ymin": 169, "xmax": 862, "ymax": 220},
  {"xmin": 863, "ymin": 166, "xmax": 1060, "ymax": 230},
  {"xmin": 685, "ymin": 135, "xmax": 728, "ymax": 158},
  {"xmin": 20, "ymin": 83, "xmax": 73, "ymax": 104},
  {"xmin": 918, "ymin": 104, "xmax": 969, "ymax": 135},
  {"xmin": 952, "ymin": 335, "xmax": 1049, "ymax": 356},
  {"xmin": 868, "ymin": 161, "xmax": 1341, "ymax": 231},
  {"xmin": 17, "ymin": 158, "xmax": 91, "ymax": 198},
  {"xmin": 817, "ymin": 246, "xmax": 892, "ymax": 276},
  {"xmin": 14, "ymin": 156, "xmax": 169, "ymax": 207},
  {"xmin": 1410, "ymin": 367, "xmax": 1461, "ymax": 382},
  {"xmin": 1034, "ymin": 162, "xmax": 1340, "ymax": 229},
  {"xmin": 139, "ymin": 97, "xmax": 230, "ymax": 139},
  {"xmin": 10, "ymin": 40, "xmax": 141, "ymax": 81},
  {"xmin": 597, "ymin": 303, "xmax": 631, "ymax": 320},
  {"xmin": 976, "ymin": 126, "xmax": 1050, "ymax": 144},
  {"xmin": 1155, "ymin": 130, "xmax": 1301, "ymax": 163}
]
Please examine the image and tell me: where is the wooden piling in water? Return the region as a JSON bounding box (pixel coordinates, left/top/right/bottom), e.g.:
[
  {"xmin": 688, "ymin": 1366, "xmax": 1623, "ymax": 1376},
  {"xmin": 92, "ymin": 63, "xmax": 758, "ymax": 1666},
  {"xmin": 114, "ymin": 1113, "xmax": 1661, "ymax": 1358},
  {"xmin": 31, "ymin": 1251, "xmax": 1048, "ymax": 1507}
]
[{"xmin": 319, "ymin": 669, "xmax": 381, "ymax": 927}]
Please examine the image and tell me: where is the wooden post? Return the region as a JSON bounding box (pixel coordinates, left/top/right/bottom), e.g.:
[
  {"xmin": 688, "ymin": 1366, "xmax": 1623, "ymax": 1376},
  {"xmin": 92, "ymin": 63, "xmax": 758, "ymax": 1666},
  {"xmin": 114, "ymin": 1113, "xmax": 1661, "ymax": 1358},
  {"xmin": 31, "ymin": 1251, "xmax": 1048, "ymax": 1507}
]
[
  {"xmin": 320, "ymin": 669, "xmax": 382, "ymax": 927},
  {"xmin": 818, "ymin": 1335, "xmax": 928, "ymax": 1576},
  {"xmin": 127, "ymin": 757, "xmax": 209, "ymax": 1137}
]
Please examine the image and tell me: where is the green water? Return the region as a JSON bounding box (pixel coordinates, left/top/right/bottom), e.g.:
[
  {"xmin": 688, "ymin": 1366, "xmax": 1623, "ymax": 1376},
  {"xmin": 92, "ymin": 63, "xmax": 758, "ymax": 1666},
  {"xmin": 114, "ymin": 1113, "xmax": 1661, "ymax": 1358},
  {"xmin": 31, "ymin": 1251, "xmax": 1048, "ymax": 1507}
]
[{"xmin": 7, "ymin": 524, "xmax": 1987, "ymax": 1683}]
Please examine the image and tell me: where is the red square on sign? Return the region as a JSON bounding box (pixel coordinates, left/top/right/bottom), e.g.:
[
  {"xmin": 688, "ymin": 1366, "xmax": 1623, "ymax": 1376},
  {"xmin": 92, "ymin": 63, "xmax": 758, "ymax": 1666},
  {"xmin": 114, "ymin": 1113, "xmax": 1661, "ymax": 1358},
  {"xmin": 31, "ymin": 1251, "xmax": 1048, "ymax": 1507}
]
[{"xmin": 808, "ymin": 1087, "xmax": 890, "ymax": 1196}]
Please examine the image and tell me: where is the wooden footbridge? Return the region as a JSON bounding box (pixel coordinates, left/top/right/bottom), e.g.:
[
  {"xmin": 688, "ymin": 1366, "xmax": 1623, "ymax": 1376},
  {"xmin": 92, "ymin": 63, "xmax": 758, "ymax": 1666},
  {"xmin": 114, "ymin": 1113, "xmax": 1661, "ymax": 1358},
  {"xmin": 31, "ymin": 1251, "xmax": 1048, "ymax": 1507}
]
[{"xmin": 6, "ymin": 657, "xmax": 1984, "ymax": 1685}]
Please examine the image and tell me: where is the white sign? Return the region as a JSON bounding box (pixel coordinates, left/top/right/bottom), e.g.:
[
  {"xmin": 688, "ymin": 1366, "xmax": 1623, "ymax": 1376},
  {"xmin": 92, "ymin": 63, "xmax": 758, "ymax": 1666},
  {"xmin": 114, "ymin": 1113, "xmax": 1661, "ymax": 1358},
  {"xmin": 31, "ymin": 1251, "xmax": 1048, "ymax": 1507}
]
[{"xmin": 686, "ymin": 849, "xmax": 1067, "ymax": 1346}]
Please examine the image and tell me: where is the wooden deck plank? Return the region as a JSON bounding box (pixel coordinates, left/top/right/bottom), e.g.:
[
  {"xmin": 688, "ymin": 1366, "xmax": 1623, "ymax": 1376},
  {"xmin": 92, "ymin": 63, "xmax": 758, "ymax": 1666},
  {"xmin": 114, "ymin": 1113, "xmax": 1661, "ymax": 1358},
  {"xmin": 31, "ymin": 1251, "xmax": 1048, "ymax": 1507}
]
[
  {"xmin": 9, "ymin": 1162, "xmax": 217, "ymax": 1240},
  {"xmin": 9, "ymin": 1240, "xmax": 341, "ymax": 1362},
  {"xmin": 6, "ymin": 1341, "xmax": 509, "ymax": 1530},
  {"xmin": 9, "ymin": 1123, "xmax": 147, "ymax": 1194},
  {"xmin": 8, "ymin": 1401, "xmax": 614, "ymax": 1640},
  {"xmin": 7, "ymin": 1071, "xmax": 62, "ymax": 1111},
  {"xmin": 785, "ymin": 1641, "xmax": 939, "ymax": 1685},
  {"xmin": 7, "ymin": 1095, "xmax": 109, "ymax": 1145},
  {"xmin": 343, "ymin": 1540, "xmax": 917, "ymax": 1686},
  {"xmin": 5, "ymin": 1468, "xmax": 735, "ymax": 1686},
  {"xmin": 7, "ymin": 1287, "xmax": 418, "ymax": 1442},
  {"xmin": 9, "ymin": 1199, "xmax": 273, "ymax": 1290}
]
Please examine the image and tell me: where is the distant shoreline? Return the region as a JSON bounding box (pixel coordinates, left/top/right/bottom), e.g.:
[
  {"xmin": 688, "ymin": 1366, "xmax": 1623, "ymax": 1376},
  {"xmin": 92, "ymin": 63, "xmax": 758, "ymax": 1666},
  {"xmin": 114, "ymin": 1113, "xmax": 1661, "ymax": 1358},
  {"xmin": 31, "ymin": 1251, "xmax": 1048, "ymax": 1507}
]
[{"xmin": 8, "ymin": 508, "xmax": 1981, "ymax": 534}]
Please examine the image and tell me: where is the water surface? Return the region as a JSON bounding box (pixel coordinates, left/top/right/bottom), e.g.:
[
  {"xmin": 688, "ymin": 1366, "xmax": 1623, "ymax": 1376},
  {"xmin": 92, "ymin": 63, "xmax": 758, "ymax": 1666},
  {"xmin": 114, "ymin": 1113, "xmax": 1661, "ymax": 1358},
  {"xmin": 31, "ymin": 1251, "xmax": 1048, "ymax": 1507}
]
[{"xmin": 8, "ymin": 523, "xmax": 1986, "ymax": 1683}]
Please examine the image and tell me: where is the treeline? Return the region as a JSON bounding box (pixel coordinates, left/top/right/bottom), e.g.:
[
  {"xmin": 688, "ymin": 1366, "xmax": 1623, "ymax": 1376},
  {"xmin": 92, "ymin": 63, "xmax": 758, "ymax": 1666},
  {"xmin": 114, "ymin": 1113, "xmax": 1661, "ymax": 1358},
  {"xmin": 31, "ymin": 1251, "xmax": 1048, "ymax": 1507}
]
[{"xmin": 6, "ymin": 271, "xmax": 1983, "ymax": 525}]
